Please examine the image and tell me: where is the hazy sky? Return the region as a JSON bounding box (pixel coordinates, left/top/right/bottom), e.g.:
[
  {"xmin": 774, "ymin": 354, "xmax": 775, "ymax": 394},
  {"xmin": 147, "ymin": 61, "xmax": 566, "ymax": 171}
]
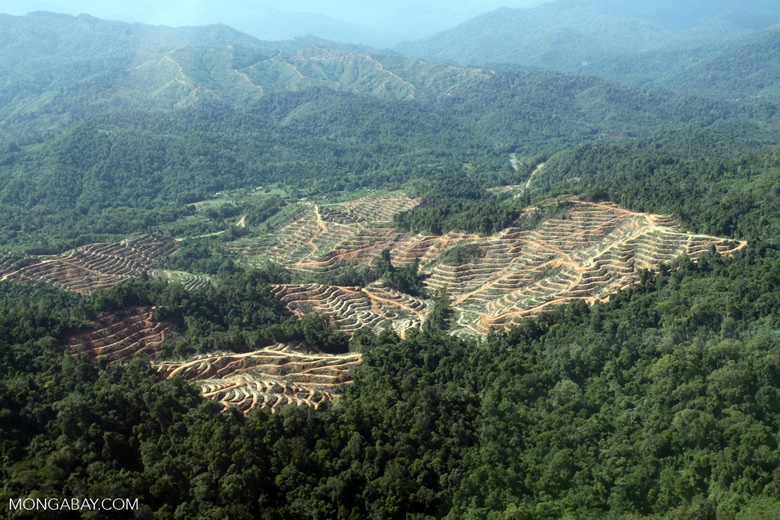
[{"xmin": 0, "ymin": 0, "xmax": 550, "ymax": 43}]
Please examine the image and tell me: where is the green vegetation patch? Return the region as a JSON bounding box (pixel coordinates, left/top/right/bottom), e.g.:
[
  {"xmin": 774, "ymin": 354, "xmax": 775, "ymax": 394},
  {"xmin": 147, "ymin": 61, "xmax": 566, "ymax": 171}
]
[{"xmin": 438, "ymin": 242, "xmax": 485, "ymax": 266}]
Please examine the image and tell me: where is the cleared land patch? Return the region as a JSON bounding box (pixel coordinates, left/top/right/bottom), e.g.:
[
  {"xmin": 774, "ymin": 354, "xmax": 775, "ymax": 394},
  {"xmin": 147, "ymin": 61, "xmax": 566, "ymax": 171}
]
[
  {"xmin": 62, "ymin": 306, "xmax": 173, "ymax": 363},
  {"xmin": 226, "ymin": 192, "xmax": 424, "ymax": 273},
  {"xmin": 271, "ymin": 281, "xmax": 429, "ymax": 336},
  {"xmin": 62, "ymin": 309, "xmax": 360, "ymax": 413},
  {"xmin": 151, "ymin": 269, "xmax": 213, "ymax": 291},
  {"xmin": 0, "ymin": 235, "xmax": 179, "ymax": 293},
  {"xmin": 248, "ymin": 195, "xmax": 745, "ymax": 336},
  {"xmin": 154, "ymin": 343, "xmax": 362, "ymax": 414}
]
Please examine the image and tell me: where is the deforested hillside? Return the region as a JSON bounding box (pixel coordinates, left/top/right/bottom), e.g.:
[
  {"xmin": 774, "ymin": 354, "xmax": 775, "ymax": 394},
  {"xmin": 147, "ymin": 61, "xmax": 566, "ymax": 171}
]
[
  {"xmin": 0, "ymin": 235, "xmax": 178, "ymax": 293},
  {"xmin": 2, "ymin": 21, "xmax": 765, "ymax": 254},
  {"xmin": 3, "ymin": 198, "xmax": 780, "ymax": 518},
  {"xmin": 62, "ymin": 306, "xmax": 173, "ymax": 361},
  {"xmin": 4, "ymin": 5, "xmax": 780, "ymax": 519},
  {"xmin": 62, "ymin": 306, "xmax": 361, "ymax": 413},
  {"xmin": 224, "ymin": 193, "xmax": 744, "ymax": 336},
  {"xmin": 0, "ymin": 187, "xmax": 745, "ymax": 340},
  {"xmin": 154, "ymin": 343, "xmax": 361, "ymax": 413}
]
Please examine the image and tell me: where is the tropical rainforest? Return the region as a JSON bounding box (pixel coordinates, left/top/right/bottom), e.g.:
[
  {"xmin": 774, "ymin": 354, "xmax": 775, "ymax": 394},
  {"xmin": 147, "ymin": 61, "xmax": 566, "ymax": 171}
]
[{"xmin": 2, "ymin": 4, "xmax": 780, "ymax": 519}]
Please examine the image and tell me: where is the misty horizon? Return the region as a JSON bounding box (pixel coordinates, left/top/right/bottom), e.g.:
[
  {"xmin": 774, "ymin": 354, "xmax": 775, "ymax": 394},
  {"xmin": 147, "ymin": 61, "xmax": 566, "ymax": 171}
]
[{"xmin": 0, "ymin": 0, "xmax": 550, "ymax": 45}]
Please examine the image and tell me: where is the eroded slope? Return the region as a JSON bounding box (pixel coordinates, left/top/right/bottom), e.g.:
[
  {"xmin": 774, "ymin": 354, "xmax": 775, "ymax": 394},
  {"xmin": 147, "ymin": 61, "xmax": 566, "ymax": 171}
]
[
  {"xmin": 0, "ymin": 235, "xmax": 178, "ymax": 294},
  {"xmin": 237, "ymin": 194, "xmax": 745, "ymax": 336},
  {"xmin": 62, "ymin": 306, "xmax": 173, "ymax": 363},
  {"xmin": 62, "ymin": 309, "xmax": 360, "ymax": 413},
  {"xmin": 154, "ymin": 343, "xmax": 361, "ymax": 414}
]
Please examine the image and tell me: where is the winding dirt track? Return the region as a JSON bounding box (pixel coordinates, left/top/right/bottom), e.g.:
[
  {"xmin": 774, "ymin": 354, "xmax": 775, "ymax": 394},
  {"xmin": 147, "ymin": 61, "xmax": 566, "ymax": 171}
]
[
  {"xmin": 49, "ymin": 193, "xmax": 746, "ymax": 412},
  {"xmin": 240, "ymin": 195, "xmax": 745, "ymax": 336},
  {"xmin": 521, "ymin": 162, "xmax": 545, "ymax": 193}
]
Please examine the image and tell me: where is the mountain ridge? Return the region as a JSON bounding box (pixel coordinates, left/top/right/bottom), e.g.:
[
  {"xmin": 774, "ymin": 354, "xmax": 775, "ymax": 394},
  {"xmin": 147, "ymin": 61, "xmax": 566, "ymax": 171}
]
[{"xmin": 395, "ymin": 0, "xmax": 780, "ymax": 70}]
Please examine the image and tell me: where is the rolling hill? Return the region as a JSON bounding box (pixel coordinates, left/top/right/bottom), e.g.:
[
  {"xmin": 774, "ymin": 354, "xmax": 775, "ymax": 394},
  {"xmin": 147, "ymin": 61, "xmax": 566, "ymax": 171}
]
[
  {"xmin": 581, "ymin": 27, "xmax": 780, "ymax": 102},
  {"xmin": 395, "ymin": 0, "xmax": 780, "ymax": 70},
  {"xmin": 4, "ymin": 7, "xmax": 780, "ymax": 519},
  {"xmin": 3, "ymin": 12, "xmax": 770, "ymax": 255}
]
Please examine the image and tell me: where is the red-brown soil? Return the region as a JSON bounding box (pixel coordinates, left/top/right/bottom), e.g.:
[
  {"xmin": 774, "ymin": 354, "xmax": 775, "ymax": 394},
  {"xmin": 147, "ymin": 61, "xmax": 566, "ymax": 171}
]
[
  {"xmin": 154, "ymin": 343, "xmax": 362, "ymax": 414},
  {"xmin": 0, "ymin": 235, "xmax": 179, "ymax": 294},
  {"xmin": 50, "ymin": 194, "xmax": 746, "ymax": 411},
  {"xmin": 252, "ymin": 196, "xmax": 745, "ymax": 335},
  {"xmin": 62, "ymin": 306, "xmax": 172, "ymax": 363},
  {"xmin": 271, "ymin": 281, "xmax": 428, "ymax": 336},
  {"xmin": 62, "ymin": 307, "xmax": 360, "ymax": 413}
]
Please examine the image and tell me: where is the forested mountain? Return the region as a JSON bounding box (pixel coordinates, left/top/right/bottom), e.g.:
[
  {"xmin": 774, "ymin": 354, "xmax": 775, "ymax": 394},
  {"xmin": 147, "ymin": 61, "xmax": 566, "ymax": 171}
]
[
  {"xmin": 8, "ymin": 0, "xmax": 546, "ymax": 45},
  {"xmin": 0, "ymin": 11, "xmax": 265, "ymax": 57},
  {"xmin": 582, "ymin": 27, "xmax": 780, "ymax": 102},
  {"xmin": 3, "ymin": 143, "xmax": 780, "ymax": 518},
  {"xmin": 6, "ymin": 10, "xmax": 775, "ymax": 144},
  {"xmin": 396, "ymin": 0, "xmax": 780, "ymax": 70},
  {"xmin": 0, "ymin": 12, "xmax": 483, "ymax": 140},
  {"xmin": 655, "ymin": 28, "xmax": 780, "ymax": 101},
  {"xmin": 4, "ymin": 12, "xmax": 775, "ymax": 252},
  {"xmin": 3, "ymin": 6, "xmax": 780, "ymax": 520}
]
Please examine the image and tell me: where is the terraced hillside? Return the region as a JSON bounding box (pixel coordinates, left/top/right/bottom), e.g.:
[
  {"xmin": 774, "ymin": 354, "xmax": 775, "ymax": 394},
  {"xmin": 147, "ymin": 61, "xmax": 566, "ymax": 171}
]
[
  {"xmin": 151, "ymin": 269, "xmax": 213, "ymax": 291},
  {"xmin": 154, "ymin": 344, "xmax": 361, "ymax": 414},
  {"xmin": 271, "ymin": 281, "xmax": 429, "ymax": 336},
  {"xmin": 51, "ymin": 195, "xmax": 744, "ymax": 412},
  {"xmin": 0, "ymin": 235, "xmax": 178, "ymax": 293},
  {"xmin": 427, "ymin": 200, "xmax": 746, "ymax": 334},
  {"xmin": 240, "ymin": 195, "xmax": 745, "ymax": 336},
  {"xmin": 62, "ymin": 307, "xmax": 173, "ymax": 363},
  {"xmin": 226, "ymin": 192, "xmax": 424, "ymax": 273},
  {"xmin": 63, "ymin": 310, "xmax": 360, "ymax": 413}
]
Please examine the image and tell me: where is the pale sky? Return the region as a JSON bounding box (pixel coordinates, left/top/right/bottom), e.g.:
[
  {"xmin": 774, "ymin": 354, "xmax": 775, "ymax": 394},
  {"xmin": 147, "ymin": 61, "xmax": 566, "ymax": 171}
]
[{"xmin": 0, "ymin": 0, "xmax": 550, "ymax": 44}]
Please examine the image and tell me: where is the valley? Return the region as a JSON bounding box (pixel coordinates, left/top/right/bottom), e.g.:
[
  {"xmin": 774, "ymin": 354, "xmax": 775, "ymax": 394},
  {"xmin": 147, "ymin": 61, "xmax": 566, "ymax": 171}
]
[
  {"xmin": 2, "ymin": 189, "xmax": 744, "ymax": 415},
  {"xmin": 2, "ymin": 5, "xmax": 780, "ymax": 518}
]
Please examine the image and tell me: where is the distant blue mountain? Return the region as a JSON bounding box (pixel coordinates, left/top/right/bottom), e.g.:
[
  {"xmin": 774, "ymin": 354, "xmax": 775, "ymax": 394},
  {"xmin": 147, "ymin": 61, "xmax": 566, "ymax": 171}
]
[{"xmin": 395, "ymin": 0, "xmax": 780, "ymax": 70}]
